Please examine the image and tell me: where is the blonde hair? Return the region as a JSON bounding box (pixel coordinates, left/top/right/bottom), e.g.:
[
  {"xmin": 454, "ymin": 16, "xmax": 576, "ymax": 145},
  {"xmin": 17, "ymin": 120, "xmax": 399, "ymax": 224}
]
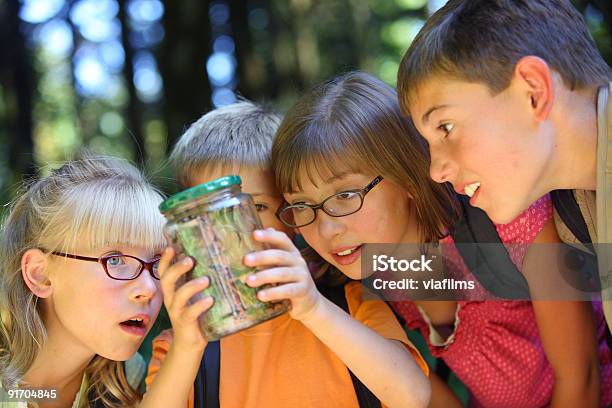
[
  {"xmin": 169, "ymin": 100, "xmax": 282, "ymax": 186},
  {"xmin": 0, "ymin": 153, "xmax": 166, "ymax": 407}
]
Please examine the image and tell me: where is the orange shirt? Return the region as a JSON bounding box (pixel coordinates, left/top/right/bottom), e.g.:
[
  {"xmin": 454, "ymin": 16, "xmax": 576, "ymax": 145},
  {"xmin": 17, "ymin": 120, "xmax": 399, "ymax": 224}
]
[{"xmin": 146, "ymin": 282, "xmax": 427, "ymax": 408}]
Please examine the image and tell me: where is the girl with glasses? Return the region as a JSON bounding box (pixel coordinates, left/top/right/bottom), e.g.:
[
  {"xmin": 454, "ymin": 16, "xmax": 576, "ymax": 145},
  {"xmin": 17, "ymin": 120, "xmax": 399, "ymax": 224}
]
[
  {"xmin": 0, "ymin": 154, "xmax": 218, "ymax": 407},
  {"xmin": 271, "ymin": 71, "xmax": 612, "ymax": 407}
]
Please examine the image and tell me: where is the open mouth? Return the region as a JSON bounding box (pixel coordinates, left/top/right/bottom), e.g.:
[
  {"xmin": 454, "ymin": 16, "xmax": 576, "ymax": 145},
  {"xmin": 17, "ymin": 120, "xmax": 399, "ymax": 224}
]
[
  {"xmin": 119, "ymin": 315, "xmax": 150, "ymax": 336},
  {"xmin": 334, "ymin": 245, "xmax": 362, "ymax": 257},
  {"xmin": 120, "ymin": 318, "xmax": 146, "ymax": 329},
  {"xmin": 464, "ymin": 182, "xmax": 480, "ymax": 198},
  {"xmin": 331, "ymin": 245, "xmax": 363, "ymax": 266}
]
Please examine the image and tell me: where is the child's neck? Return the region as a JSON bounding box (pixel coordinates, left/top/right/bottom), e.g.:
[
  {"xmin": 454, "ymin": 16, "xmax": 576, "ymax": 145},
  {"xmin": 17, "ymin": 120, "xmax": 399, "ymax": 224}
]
[
  {"xmin": 21, "ymin": 309, "xmax": 95, "ymax": 407},
  {"xmin": 548, "ymin": 85, "xmax": 599, "ymax": 191}
]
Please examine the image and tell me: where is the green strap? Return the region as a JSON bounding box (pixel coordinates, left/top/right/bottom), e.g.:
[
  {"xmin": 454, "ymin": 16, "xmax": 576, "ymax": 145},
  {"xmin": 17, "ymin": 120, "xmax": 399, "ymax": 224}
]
[{"xmin": 71, "ymin": 373, "xmax": 88, "ymax": 408}]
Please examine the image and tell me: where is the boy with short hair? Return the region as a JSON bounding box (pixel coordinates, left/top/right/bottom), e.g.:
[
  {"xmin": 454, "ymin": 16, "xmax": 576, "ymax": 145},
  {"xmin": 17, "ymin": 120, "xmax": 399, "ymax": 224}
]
[
  {"xmin": 146, "ymin": 100, "xmax": 430, "ymax": 408},
  {"xmin": 396, "ymin": 0, "xmax": 612, "ymax": 336}
]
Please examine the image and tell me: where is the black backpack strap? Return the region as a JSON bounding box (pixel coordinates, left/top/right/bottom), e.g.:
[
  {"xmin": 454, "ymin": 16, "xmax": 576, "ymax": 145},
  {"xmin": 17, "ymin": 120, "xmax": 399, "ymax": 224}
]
[
  {"xmin": 550, "ymin": 189, "xmax": 604, "ymax": 295},
  {"xmin": 450, "ymin": 194, "xmax": 531, "ymax": 299},
  {"xmin": 193, "ymin": 340, "xmax": 220, "ymax": 408},
  {"xmin": 550, "ymin": 190, "xmax": 595, "ymax": 247},
  {"xmin": 550, "ymin": 191, "xmax": 612, "ymax": 348},
  {"xmin": 194, "ymin": 284, "xmax": 381, "ymax": 408},
  {"xmin": 318, "ymin": 282, "xmax": 383, "ymax": 408}
]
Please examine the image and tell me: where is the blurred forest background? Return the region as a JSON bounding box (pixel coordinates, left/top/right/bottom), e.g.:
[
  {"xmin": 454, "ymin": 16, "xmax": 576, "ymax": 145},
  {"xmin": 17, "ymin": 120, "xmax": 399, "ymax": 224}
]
[{"xmin": 1, "ymin": 0, "xmax": 612, "ymax": 211}]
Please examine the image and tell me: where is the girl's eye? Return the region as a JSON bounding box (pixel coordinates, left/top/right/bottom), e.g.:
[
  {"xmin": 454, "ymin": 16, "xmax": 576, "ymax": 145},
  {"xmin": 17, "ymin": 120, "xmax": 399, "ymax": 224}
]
[
  {"xmin": 336, "ymin": 191, "xmax": 359, "ymax": 200},
  {"xmin": 107, "ymin": 255, "xmax": 125, "ymax": 266},
  {"xmin": 255, "ymin": 203, "xmax": 269, "ymax": 212},
  {"xmin": 291, "ymin": 204, "xmax": 310, "ymax": 213},
  {"xmin": 438, "ymin": 122, "xmax": 454, "ymax": 137}
]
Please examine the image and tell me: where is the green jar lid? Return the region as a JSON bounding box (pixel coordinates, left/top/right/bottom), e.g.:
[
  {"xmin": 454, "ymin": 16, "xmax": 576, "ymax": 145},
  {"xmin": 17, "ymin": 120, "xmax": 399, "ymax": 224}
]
[{"xmin": 159, "ymin": 175, "xmax": 241, "ymax": 213}]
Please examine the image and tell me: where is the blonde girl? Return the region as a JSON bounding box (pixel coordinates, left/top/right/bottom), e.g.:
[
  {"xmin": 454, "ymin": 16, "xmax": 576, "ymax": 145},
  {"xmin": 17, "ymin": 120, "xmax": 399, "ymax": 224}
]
[{"xmin": 0, "ymin": 154, "xmax": 216, "ymax": 408}]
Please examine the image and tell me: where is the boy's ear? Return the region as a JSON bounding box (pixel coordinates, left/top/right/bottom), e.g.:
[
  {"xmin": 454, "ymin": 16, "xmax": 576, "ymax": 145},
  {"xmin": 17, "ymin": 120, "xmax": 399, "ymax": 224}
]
[
  {"xmin": 514, "ymin": 56, "xmax": 554, "ymax": 122},
  {"xmin": 21, "ymin": 249, "xmax": 53, "ymax": 298}
]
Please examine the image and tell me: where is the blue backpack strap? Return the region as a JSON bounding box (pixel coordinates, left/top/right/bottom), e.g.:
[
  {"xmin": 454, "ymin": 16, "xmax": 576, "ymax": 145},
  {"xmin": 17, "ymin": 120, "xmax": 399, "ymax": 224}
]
[
  {"xmin": 194, "ymin": 340, "xmax": 220, "ymax": 408},
  {"xmin": 318, "ymin": 281, "xmax": 383, "ymax": 408},
  {"xmin": 450, "ymin": 194, "xmax": 531, "ymax": 299}
]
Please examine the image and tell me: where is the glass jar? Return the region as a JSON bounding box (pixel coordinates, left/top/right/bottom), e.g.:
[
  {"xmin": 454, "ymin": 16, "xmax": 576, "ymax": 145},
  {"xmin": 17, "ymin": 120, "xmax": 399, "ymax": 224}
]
[{"xmin": 159, "ymin": 175, "xmax": 290, "ymax": 340}]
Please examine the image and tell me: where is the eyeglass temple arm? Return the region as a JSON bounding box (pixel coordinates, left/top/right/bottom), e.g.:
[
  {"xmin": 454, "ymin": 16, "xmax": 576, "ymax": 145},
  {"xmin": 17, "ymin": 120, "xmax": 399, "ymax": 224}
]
[
  {"xmin": 363, "ymin": 176, "xmax": 384, "ymax": 194},
  {"xmin": 50, "ymin": 251, "xmax": 99, "ymax": 262}
]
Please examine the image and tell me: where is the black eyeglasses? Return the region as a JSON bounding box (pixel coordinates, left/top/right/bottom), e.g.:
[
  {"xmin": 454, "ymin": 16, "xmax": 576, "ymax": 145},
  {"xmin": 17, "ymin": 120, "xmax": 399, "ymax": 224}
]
[
  {"xmin": 276, "ymin": 176, "xmax": 384, "ymax": 228},
  {"xmin": 49, "ymin": 251, "xmax": 162, "ymax": 281}
]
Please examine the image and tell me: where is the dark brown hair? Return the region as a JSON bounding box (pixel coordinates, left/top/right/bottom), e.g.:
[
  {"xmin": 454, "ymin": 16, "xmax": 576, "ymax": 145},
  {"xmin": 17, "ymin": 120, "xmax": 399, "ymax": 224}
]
[
  {"xmin": 271, "ymin": 71, "xmax": 457, "ymax": 243},
  {"xmin": 397, "ymin": 0, "xmax": 612, "ymax": 113}
]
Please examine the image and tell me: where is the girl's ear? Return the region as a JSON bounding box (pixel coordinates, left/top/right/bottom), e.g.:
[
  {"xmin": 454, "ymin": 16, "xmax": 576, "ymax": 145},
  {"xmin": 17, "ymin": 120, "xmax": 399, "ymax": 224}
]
[{"xmin": 21, "ymin": 249, "xmax": 52, "ymax": 298}]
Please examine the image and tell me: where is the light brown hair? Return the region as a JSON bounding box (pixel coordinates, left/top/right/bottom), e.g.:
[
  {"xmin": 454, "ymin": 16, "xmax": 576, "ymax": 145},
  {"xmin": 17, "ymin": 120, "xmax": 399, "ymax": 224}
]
[{"xmin": 272, "ymin": 71, "xmax": 457, "ymax": 243}]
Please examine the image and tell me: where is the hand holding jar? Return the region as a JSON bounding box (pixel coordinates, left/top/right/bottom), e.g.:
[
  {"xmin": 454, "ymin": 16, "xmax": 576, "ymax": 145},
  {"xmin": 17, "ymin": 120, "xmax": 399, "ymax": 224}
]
[{"xmin": 243, "ymin": 228, "xmax": 322, "ymax": 321}]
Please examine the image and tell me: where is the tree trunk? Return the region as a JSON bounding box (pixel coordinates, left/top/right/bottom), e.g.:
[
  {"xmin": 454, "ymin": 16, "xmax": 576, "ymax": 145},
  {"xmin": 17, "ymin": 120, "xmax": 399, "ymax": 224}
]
[
  {"xmin": 159, "ymin": 0, "xmax": 213, "ymax": 148},
  {"xmin": 118, "ymin": 0, "xmax": 146, "ymax": 164},
  {"xmin": 3, "ymin": 0, "xmax": 36, "ymax": 183}
]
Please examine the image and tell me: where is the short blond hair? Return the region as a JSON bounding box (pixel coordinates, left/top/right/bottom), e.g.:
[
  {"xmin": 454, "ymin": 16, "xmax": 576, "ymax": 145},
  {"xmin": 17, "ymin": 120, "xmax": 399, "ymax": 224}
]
[{"xmin": 169, "ymin": 100, "xmax": 282, "ymax": 186}]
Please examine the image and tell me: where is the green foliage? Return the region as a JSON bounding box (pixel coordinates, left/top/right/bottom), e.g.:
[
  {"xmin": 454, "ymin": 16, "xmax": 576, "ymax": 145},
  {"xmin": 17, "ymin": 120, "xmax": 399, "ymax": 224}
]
[{"xmin": 1, "ymin": 0, "xmax": 611, "ymax": 209}]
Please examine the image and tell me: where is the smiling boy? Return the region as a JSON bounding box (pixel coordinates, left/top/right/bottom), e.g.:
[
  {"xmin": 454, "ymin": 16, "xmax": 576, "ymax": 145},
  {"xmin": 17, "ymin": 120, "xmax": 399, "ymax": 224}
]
[{"xmin": 396, "ymin": 0, "xmax": 612, "ymax": 335}]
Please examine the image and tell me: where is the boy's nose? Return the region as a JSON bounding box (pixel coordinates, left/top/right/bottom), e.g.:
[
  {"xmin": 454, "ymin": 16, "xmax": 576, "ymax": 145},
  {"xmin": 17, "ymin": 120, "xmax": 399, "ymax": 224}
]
[{"xmin": 429, "ymin": 151, "xmax": 453, "ymax": 184}]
